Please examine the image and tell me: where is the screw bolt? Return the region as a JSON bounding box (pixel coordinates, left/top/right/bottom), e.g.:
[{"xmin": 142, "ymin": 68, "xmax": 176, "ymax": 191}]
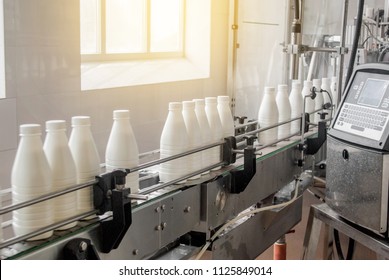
[{"xmin": 79, "ymin": 241, "xmax": 88, "ymax": 252}]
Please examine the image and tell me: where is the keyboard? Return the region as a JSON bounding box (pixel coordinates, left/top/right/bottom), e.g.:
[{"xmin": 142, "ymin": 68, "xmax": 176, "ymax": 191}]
[{"xmin": 334, "ymin": 103, "xmax": 389, "ymax": 141}]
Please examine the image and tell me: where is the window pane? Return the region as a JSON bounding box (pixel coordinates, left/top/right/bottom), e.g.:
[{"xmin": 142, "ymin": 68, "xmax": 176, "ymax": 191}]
[
  {"xmin": 106, "ymin": 0, "xmax": 146, "ymax": 53},
  {"xmin": 150, "ymin": 0, "xmax": 182, "ymax": 52},
  {"xmin": 80, "ymin": 0, "xmax": 100, "ymax": 54}
]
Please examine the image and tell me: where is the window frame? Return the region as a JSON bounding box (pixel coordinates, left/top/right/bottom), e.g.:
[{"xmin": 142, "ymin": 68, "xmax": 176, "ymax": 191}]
[{"xmin": 81, "ymin": 0, "xmax": 186, "ymax": 63}]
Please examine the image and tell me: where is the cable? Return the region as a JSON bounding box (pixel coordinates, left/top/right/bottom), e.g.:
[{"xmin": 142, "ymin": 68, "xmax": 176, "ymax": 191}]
[
  {"xmin": 363, "ymin": 21, "xmax": 385, "ymax": 44},
  {"xmin": 333, "ymin": 229, "xmax": 345, "ymax": 260},
  {"xmin": 320, "ymin": 89, "xmax": 333, "ymax": 110},
  {"xmin": 345, "ymin": 0, "xmax": 365, "ymax": 86},
  {"xmin": 194, "ymin": 179, "xmax": 302, "ymax": 260},
  {"xmin": 378, "ymin": 46, "xmax": 389, "ymax": 62},
  {"xmin": 333, "ymin": 228, "xmax": 355, "ymax": 260}
]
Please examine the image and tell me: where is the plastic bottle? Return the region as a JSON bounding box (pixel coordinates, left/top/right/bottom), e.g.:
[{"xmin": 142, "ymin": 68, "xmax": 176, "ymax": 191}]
[
  {"xmin": 301, "ymin": 80, "xmax": 315, "ymax": 126},
  {"xmin": 68, "ymin": 116, "xmax": 101, "ymax": 217},
  {"xmin": 159, "ymin": 102, "xmax": 189, "ymax": 183},
  {"xmin": 321, "ymin": 77, "xmax": 333, "ymax": 118},
  {"xmin": 313, "ymin": 79, "xmax": 324, "ymax": 124},
  {"xmin": 289, "ymin": 80, "xmax": 303, "ymax": 135},
  {"xmin": 275, "ymin": 85, "xmax": 291, "ymax": 140},
  {"xmin": 330, "ymin": 76, "xmax": 339, "ymax": 112},
  {"xmin": 205, "ymin": 97, "xmax": 223, "ymax": 170},
  {"xmin": 43, "ymin": 120, "xmax": 77, "ymax": 230},
  {"xmin": 217, "ymin": 96, "xmax": 235, "ymax": 138},
  {"xmin": 11, "ymin": 124, "xmax": 54, "ymax": 240},
  {"xmin": 193, "ymin": 99, "xmax": 212, "ymax": 174},
  {"xmin": 105, "ymin": 110, "xmax": 139, "ymax": 193},
  {"xmin": 258, "ymin": 87, "xmax": 279, "ymax": 146},
  {"xmin": 182, "ymin": 101, "xmax": 202, "ymax": 179}
]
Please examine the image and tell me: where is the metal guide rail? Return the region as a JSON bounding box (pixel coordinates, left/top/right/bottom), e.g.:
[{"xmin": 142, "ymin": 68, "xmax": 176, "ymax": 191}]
[{"xmin": 0, "ymin": 111, "xmax": 328, "ymax": 260}]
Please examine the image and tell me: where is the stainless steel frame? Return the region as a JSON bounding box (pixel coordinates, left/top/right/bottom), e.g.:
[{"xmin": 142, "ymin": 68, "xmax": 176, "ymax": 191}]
[{"xmin": 0, "ymin": 130, "xmax": 315, "ymax": 260}]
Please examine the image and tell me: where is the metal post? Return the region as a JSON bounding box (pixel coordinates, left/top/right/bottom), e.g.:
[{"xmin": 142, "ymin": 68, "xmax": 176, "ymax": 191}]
[{"xmin": 337, "ymin": 0, "xmax": 349, "ymax": 100}]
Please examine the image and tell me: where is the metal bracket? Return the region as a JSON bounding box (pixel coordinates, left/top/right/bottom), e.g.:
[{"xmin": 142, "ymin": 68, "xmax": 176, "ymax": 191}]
[
  {"xmin": 228, "ymin": 135, "xmax": 257, "ymax": 194},
  {"xmin": 94, "ymin": 169, "xmax": 133, "ymax": 253},
  {"xmin": 305, "ymin": 121, "xmax": 327, "ymax": 155}
]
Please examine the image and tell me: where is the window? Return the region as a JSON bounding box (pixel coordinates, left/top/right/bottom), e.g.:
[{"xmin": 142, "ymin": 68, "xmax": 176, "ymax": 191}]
[{"xmin": 80, "ymin": 0, "xmax": 185, "ymax": 62}]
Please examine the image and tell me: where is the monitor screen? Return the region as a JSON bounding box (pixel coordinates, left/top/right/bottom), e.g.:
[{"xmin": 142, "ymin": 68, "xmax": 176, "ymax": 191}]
[{"xmin": 357, "ymin": 78, "xmax": 388, "ymax": 107}]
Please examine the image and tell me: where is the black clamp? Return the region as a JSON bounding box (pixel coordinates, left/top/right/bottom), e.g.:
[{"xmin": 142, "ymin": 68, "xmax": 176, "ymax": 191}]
[
  {"xmin": 224, "ymin": 135, "xmax": 257, "ymax": 194},
  {"xmin": 93, "ymin": 169, "xmax": 132, "ymax": 254},
  {"xmin": 305, "ymin": 120, "xmax": 327, "ymax": 155}
]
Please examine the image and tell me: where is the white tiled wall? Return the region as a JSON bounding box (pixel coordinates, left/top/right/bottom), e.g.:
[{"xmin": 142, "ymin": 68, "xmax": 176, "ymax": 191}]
[{"xmin": 0, "ymin": 0, "xmax": 230, "ymax": 191}]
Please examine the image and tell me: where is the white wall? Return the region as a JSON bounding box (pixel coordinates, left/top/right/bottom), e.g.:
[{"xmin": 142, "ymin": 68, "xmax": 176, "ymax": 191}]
[{"xmin": 0, "ymin": 0, "xmax": 230, "ymax": 192}]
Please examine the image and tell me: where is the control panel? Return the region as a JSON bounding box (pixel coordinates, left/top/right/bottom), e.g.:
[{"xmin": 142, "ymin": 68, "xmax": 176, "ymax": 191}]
[{"xmin": 330, "ymin": 64, "xmax": 389, "ymax": 151}]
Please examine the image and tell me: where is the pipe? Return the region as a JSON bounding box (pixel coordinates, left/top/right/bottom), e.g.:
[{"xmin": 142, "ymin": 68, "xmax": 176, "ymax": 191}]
[
  {"xmin": 345, "ymin": 0, "xmax": 365, "ymax": 86},
  {"xmin": 289, "ymin": 0, "xmax": 302, "ymax": 80},
  {"xmin": 337, "ymin": 0, "xmax": 349, "ymax": 98}
]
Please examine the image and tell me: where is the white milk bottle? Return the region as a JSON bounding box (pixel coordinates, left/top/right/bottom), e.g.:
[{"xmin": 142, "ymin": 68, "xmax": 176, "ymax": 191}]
[
  {"xmin": 313, "ymin": 78, "xmax": 324, "ymax": 124},
  {"xmin": 182, "ymin": 101, "xmax": 202, "ymax": 179},
  {"xmin": 105, "ymin": 110, "xmax": 139, "ymax": 193},
  {"xmin": 258, "ymin": 87, "xmax": 279, "ymax": 145},
  {"xmin": 205, "ymin": 97, "xmax": 223, "ymax": 170},
  {"xmin": 289, "ymin": 80, "xmax": 303, "ymax": 135},
  {"xmin": 321, "ymin": 77, "xmax": 333, "ymax": 117},
  {"xmin": 12, "ymin": 124, "xmax": 54, "ymax": 240},
  {"xmin": 330, "ymin": 76, "xmax": 339, "ymax": 112},
  {"xmin": 44, "ymin": 120, "xmax": 77, "ymax": 230},
  {"xmin": 275, "ymin": 85, "xmax": 291, "ymax": 140},
  {"xmin": 301, "ymin": 80, "xmax": 315, "ymax": 126},
  {"xmin": 159, "ymin": 102, "xmax": 189, "ymax": 183},
  {"xmin": 217, "ymin": 96, "xmax": 235, "ymax": 138},
  {"xmin": 193, "ymin": 99, "xmax": 212, "ymax": 174},
  {"xmin": 69, "ymin": 116, "xmax": 101, "ymax": 217}
]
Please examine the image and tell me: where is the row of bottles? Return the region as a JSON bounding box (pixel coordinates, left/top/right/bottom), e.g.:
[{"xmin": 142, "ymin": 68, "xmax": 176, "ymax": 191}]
[
  {"xmin": 11, "ymin": 110, "xmax": 141, "ymax": 240},
  {"xmin": 159, "ymin": 96, "xmax": 234, "ymax": 183},
  {"xmin": 257, "ymin": 77, "xmax": 338, "ymax": 146},
  {"xmin": 10, "ymin": 96, "xmax": 234, "ymax": 239}
]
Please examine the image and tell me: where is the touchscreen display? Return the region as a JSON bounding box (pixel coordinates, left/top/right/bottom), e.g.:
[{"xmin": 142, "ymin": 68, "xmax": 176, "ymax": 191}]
[{"xmin": 357, "ymin": 78, "xmax": 388, "ymax": 107}]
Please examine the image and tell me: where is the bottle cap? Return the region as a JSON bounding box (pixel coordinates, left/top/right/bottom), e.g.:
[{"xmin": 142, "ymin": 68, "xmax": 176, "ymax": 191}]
[
  {"xmin": 304, "ymin": 80, "xmax": 313, "ymax": 88},
  {"xmin": 71, "ymin": 116, "xmax": 91, "ymax": 126},
  {"xmin": 313, "ymin": 79, "xmax": 321, "ymax": 88},
  {"xmin": 169, "ymin": 102, "xmax": 182, "ymax": 110},
  {"xmin": 183, "ymin": 101, "xmax": 195, "ymax": 109},
  {"xmin": 46, "ymin": 120, "xmax": 66, "ymax": 131},
  {"xmin": 292, "ymin": 80, "xmax": 301, "ymax": 89},
  {"xmin": 264, "ymin": 87, "xmax": 275, "ymax": 94},
  {"xmin": 193, "ymin": 99, "xmax": 205, "ymax": 107},
  {"xmin": 113, "ymin": 110, "xmax": 130, "ymax": 119},
  {"xmin": 205, "ymin": 97, "xmax": 217, "ymax": 104},
  {"xmin": 20, "ymin": 124, "xmax": 41, "ymax": 135},
  {"xmin": 277, "ymin": 85, "xmax": 288, "ymax": 92},
  {"xmin": 217, "ymin": 96, "xmax": 230, "ymax": 103}
]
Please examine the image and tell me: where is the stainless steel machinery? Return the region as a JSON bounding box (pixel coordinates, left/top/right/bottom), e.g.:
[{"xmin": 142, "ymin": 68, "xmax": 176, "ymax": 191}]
[
  {"xmin": 0, "ymin": 118, "xmax": 321, "ymax": 260},
  {"xmin": 326, "ymin": 63, "xmax": 389, "ymax": 238}
]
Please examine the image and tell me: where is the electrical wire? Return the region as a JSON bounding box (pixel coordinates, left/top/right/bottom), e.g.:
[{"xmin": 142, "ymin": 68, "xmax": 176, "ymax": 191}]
[
  {"xmin": 194, "ymin": 179, "xmax": 302, "ymax": 260},
  {"xmin": 363, "ymin": 21, "xmax": 385, "ymax": 44},
  {"xmin": 345, "ymin": 0, "xmax": 365, "ymax": 86}
]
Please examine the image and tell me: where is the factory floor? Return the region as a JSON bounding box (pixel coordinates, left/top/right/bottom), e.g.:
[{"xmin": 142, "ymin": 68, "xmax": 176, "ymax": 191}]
[{"xmin": 255, "ymin": 191, "xmax": 379, "ymax": 260}]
